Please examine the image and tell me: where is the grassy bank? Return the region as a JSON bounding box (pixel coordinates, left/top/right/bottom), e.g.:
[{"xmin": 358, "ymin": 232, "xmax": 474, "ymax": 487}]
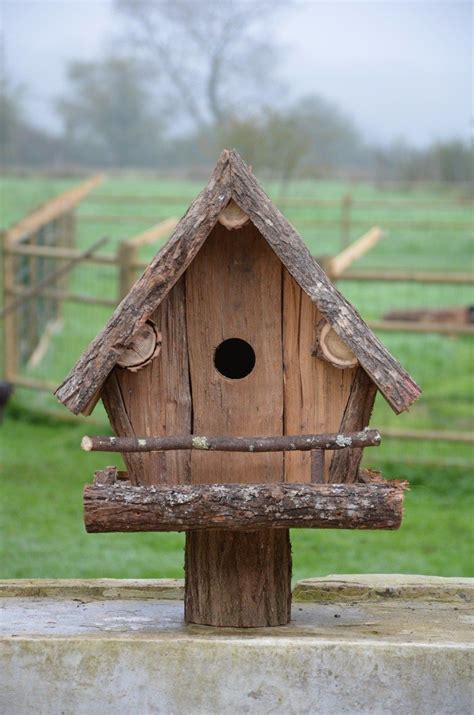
[{"xmin": 0, "ymin": 173, "xmax": 472, "ymax": 579}]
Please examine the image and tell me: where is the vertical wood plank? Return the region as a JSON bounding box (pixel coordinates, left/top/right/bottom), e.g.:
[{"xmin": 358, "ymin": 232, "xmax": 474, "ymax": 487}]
[
  {"xmin": 186, "ymin": 222, "xmax": 283, "ymax": 484},
  {"xmin": 101, "ymin": 371, "xmax": 147, "ymax": 484},
  {"xmin": 328, "ymin": 367, "xmax": 378, "ymax": 483},
  {"xmin": 102, "ymin": 276, "xmax": 191, "ymax": 485},
  {"xmin": 283, "ymin": 269, "xmax": 356, "ymax": 482}
]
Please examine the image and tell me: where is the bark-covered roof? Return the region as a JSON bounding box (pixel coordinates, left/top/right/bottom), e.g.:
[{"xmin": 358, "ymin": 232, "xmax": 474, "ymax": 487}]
[{"xmin": 55, "ymin": 150, "xmax": 420, "ymax": 415}]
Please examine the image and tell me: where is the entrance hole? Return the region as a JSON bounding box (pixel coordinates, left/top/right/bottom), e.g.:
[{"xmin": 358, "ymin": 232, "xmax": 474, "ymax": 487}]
[{"xmin": 214, "ymin": 338, "xmax": 256, "ymax": 380}]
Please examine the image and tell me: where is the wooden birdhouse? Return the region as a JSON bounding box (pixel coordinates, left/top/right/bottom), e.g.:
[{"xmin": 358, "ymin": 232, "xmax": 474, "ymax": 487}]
[{"xmin": 56, "ymin": 150, "xmax": 421, "ymax": 628}]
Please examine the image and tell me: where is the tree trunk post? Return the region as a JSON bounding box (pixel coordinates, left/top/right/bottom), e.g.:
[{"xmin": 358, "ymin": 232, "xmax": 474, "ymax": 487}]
[{"xmin": 184, "ymin": 529, "xmax": 292, "ymax": 628}]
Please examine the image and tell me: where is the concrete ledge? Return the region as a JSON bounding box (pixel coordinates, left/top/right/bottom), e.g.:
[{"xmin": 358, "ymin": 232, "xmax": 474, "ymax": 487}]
[
  {"xmin": 293, "ymin": 574, "xmax": 474, "ymax": 603},
  {"xmin": 0, "ymin": 578, "xmax": 184, "ymax": 601},
  {"xmin": 1, "ymin": 576, "xmax": 473, "ymax": 714}
]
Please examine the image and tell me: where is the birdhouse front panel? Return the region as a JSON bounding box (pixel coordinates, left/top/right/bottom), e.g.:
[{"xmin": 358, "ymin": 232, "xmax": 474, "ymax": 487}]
[
  {"xmin": 101, "ymin": 217, "xmax": 371, "ymax": 487},
  {"xmin": 185, "ymin": 221, "xmax": 283, "ymax": 484},
  {"xmin": 57, "ymin": 149, "xmax": 420, "ymax": 491}
]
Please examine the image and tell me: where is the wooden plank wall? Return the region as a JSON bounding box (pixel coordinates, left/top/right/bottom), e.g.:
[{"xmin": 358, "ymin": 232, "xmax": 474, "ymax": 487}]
[
  {"xmin": 282, "ymin": 270, "xmax": 357, "ymax": 482},
  {"xmin": 185, "ymin": 223, "xmax": 283, "ymax": 484},
  {"xmin": 101, "ymin": 225, "xmax": 371, "ymax": 486},
  {"xmin": 102, "ymin": 276, "xmax": 191, "ymax": 486}
]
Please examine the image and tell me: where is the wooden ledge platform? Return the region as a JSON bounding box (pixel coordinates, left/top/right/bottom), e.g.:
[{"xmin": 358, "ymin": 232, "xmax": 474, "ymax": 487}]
[{"xmin": 84, "ymin": 479, "xmax": 407, "ymax": 533}]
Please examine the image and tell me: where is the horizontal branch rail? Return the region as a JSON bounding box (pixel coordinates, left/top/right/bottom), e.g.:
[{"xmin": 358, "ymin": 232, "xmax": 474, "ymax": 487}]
[
  {"xmin": 9, "ymin": 285, "xmax": 116, "ymax": 307},
  {"xmin": 368, "ymin": 320, "xmax": 474, "ymax": 335},
  {"xmin": 85, "ymin": 193, "xmax": 472, "ymax": 209},
  {"xmin": 81, "ymin": 430, "xmax": 381, "ymax": 453},
  {"xmin": 6, "ymin": 245, "xmax": 471, "ymax": 287},
  {"xmin": 382, "ymin": 427, "xmax": 474, "ymax": 443},
  {"xmin": 340, "ymin": 269, "xmax": 474, "ymax": 285},
  {"xmin": 4, "ymin": 243, "xmax": 116, "ymax": 265},
  {"xmin": 0, "ymin": 237, "xmax": 109, "ymax": 318},
  {"xmin": 79, "ymin": 214, "xmax": 474, "ymax": 230},
  {"xmin": 84, "ymin": 480, "xmax": 406, "ymax": 532},
  {"xmin": 123, "ymin": 217, "xmax": 179, "ymax": 249},
  {"xmin": 7, "ymin": 374, "xmax": 59, "ymax": 392}
]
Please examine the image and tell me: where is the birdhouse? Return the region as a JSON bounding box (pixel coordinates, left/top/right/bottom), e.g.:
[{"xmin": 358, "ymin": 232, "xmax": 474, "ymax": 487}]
[{"xmin": 56, "ymin": 150, "xmax": 421, "ymax": 628}]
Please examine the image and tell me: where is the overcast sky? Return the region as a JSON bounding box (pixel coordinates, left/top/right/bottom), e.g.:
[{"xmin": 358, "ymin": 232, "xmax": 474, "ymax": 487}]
[{"xmin": 1, "ymin": 0, "xmax": 472, "ymax": 147}]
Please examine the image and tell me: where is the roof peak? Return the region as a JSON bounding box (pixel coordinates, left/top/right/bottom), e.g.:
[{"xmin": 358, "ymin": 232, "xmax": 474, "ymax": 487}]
[{"xmin": 55, "ymin": 150, "xmax": 420, "ymax": 416}]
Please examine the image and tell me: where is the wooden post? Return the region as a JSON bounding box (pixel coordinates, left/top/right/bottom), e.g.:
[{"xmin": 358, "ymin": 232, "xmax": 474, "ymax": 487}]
[
  {"xmin": 340, "ymin": 194, "xmax": 353, "ymax": 249},
  {"xmin": 117, "ymin": 219, "xmax": 179, "ymax": 301},
  {"xmin": 2, "ymin": 231, "xmax": 18, "ymax": 381},
  {"xmin": 328, "ymin": 226, "xmax": 383, "ymax": 280},
  {"xmin": 118, "ymin": 241, "xmax": 137, "ymax": 300},
  {"xmin": 184, "ymin": 529, "xmax": 292, "ymax": 627}
]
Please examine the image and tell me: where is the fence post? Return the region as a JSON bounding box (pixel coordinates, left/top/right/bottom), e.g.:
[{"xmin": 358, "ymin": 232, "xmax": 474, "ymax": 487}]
[
  {"xmin": 1, "ymin": 233, "xmax": 18, "ymax": 381},
  {"xmin": 118, "ymin": 240, "xmax": 137, "ymax": 300},
  {"xmin": 340, "ymin": 194, "xmax": 353, "ymax": 249}
]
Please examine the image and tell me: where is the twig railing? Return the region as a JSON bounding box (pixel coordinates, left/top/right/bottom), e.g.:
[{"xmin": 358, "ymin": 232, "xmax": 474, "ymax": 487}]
[
  {"xmin": 81, "ymin": 429, "xmax": 381, "ymax": 453},
  {"xmin": 81, "ymin": 429, "xmax": 381, "ymax": 485}
]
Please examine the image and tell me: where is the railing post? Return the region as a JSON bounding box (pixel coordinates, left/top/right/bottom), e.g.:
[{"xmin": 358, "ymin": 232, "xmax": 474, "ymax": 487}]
[{"xmin": 118, "ymin": 240, "xmax": 137, "ymax": 301}]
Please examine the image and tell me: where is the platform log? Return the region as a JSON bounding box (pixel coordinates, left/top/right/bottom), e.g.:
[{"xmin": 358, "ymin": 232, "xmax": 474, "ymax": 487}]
[{"xmin": 83, "ymin": 481, "xmax": 406, "ymax": 532}]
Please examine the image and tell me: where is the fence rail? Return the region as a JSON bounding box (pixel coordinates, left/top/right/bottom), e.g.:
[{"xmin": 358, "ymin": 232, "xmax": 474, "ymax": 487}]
[
  {"xmin": 85, "ymin": 193, "xmax": 474, "ymax": 209},
  {"xmin": 2, "ymin": 183, "xmax": 472, "ymax": 459},
  {"xmin": 2, "ymin": 175, "xmax": 103, "ymax": 381}
]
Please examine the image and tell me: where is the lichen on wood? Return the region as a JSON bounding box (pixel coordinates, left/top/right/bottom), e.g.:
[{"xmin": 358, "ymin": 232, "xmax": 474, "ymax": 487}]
[{"xmin": 83, "ymin": 480, "xmax": 406, "ymax": 533}]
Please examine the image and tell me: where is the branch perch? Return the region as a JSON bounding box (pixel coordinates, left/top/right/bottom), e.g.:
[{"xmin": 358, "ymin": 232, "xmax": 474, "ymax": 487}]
[{"xmin": 81, "ymin": 429, "xmax": 381, "ymax": 453}]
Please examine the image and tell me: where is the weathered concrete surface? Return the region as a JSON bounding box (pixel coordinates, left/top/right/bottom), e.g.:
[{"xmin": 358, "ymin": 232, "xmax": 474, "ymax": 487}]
[
  {"xmin": 293, "ymin": 573, "xmax": 474, "ymax": 603},
  {"xmin": 1, "ymin": 576, "xmax": 472, "ymax": 715},
  {"xmin": 0, "ymin": 578, "xmax": 184, "ymax": 601}
]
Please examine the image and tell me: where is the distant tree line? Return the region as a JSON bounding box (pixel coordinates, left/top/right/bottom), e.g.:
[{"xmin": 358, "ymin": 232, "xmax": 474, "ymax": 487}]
[{"xmin": 1, "ymin": 1, "xmax": 472, "ymax": 183}]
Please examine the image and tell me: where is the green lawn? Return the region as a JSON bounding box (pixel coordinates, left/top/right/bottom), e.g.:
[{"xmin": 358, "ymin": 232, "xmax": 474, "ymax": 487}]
[
  {"xmin": 1, "ymin": 411, "xmax": 472, "ymax": 580},
  {"xmin": 0, "ymin": 172, "xmax": 473, "ymax": 579}
]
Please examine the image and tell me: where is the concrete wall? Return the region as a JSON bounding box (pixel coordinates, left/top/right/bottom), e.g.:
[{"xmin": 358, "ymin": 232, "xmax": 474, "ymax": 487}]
[{"xmin": 1, "ymin": 575, "xmax": 472, "ymax": 715}]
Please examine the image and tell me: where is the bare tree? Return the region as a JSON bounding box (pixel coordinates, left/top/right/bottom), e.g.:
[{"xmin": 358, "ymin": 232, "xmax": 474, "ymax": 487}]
[
  {"xmin": 115, "ymin": 0, "xmax": 285, "ymax": 129},
  {"xmin": 57, "ymin": 56, "xmax": 165, "ymax": 167}
]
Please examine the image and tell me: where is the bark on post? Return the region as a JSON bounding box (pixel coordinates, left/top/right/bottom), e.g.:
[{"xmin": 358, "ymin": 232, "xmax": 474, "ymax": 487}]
[{"xmin": 184, "ymin": 529, "xmax": 292, "ymax": 628}]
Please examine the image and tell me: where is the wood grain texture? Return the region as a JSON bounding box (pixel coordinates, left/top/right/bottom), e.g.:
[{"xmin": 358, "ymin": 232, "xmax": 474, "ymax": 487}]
[
  {"xmin": 101, "ymin": 372, "xmax": 146, "ymax": 485},
  {"xmin": 184, "ymin": 529, "xmax": 292, "ymax": 627},
  {"xmin": 283, "ymin": 271, "xmax": 356, "ymax": 483},
  {"xmin": 101, "ymin": 277, "xmax": 191, "ymax": 485},
  {"xmin": 329, "ymin": 367, "xmax": 378, "ymax": 483},
  {"xmin": 185, "ymin": 222, "xmax": 283, "ymax": 485},
  {"xmin": 56, "ymin": 150, "xmax": 420, "ymax": 416},
  {"xmin": 83, "ymin": 481, "xmax": 406, "ymax": 532}
]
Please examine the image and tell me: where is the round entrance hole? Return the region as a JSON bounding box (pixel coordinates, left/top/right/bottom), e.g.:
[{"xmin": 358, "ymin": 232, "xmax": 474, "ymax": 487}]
[{"xmin": 214, "ymin": 338, "xmax": 256, "ymax": 380}]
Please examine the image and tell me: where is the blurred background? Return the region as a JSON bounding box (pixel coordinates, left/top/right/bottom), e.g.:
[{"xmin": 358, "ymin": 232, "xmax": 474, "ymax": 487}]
[{"xmin": 0, "ymin": 0, "xmax": 472, "ymax": 581}]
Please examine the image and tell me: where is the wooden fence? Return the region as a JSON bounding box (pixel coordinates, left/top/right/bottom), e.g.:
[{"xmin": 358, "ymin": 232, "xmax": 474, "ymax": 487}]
[
  {"xmin": 1, "ymin": 183, "xmax": 472, "ymax": 450},
  {"xmin": 2, "ymin": 175, "xmax": 103, "ymax": 380},
  {"xmin": 83, "ymin": 191, "xmax": 473, "ymax": 249}
]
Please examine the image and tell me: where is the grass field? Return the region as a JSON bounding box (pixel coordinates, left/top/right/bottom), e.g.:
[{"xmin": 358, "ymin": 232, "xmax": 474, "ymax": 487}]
[{"xmin": 0, "ymin": 172, "xmax": 473, "ymax": 580}]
